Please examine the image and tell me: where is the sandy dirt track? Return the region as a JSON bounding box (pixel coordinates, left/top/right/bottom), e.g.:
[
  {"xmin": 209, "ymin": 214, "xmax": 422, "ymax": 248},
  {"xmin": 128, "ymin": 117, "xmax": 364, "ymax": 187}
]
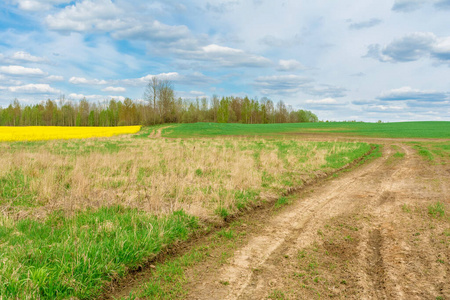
[{"xmin": 185, "ymin": 142, "xmax": 449, "ymax": 299}]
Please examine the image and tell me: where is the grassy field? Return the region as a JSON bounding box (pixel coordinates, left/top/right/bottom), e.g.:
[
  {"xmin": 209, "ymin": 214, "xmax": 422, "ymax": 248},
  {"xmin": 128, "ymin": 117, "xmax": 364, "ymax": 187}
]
[
  {"xmin": 0, "ymin": 127, "xmax": 375, "ymax": 299},
  {"xmin": 160, "ymin": 121, "xmax": 450, "ymax": 139}
]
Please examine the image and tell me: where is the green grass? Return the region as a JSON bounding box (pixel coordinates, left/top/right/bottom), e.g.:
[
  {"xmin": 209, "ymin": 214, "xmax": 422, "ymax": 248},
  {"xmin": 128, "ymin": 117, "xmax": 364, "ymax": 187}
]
[
  {"xmin": 0, "ymin": 169, "xmax": 37, "ymax": 207},
  {"xmin": 160, "ymin": 122, "xmax": 450, "ymax": 139},
  {"xmin": 0, "ymin": 207, "xmax": 197, "ymax": 299},
  {"xmin": 428, "ymin": 202, "xmax": 446, "ymax": 218},
  {"xmin": 393, "ymin": 152, "xmax": 405, "ymax": 158},
  {"xmin": 275, "ymin": 196, "xmax": 290, "ymax": 208},
  {"xmin": 410, "ymin": 141, "xmax": 450, "ymax": 163}
]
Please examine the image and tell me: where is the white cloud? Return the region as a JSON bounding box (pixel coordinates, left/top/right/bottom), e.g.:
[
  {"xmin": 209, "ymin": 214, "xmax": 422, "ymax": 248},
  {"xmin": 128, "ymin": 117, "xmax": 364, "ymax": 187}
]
[
  {"xmin": 366, "ymin": 104, "xmax": 405, "ymax": 112},
  {"xmin": 254, "ymin": 75, "xmax": 313, "ymax": 95},
  {"xmin": 112, "ymin": 21, "xmax": 190, "ymax": 42},
  {"xmin": 277, "ymin": 59, "xmax": 305, "ymax": 72},
  {"xmin": 174, "ymin": 44, "xmax": 272, "ymax": 68},
  {"xmin": 392, "ymin": 0, "xmax": 450, "ymax": 12},
  {"xmin": 101, "ymin": 86, "xmax": 126, "ymax": 92},
  {"xmin": 10, "ymin": 51, "xmax": 47, "ymax": 63},
  {"xmin": 45, "ymin": 0, "xmax": 123, "ymax": 32},
  {"xmin": 254, "ymin": 75, "xmax": 346, "ymax": 98},
  {"xmin": 303, "ymin": 98, "xmax": 348, "ymax": 111},
  {"xmin": 432, "ymin": 36, "xmax": 450, "ymax": 61},
  {"xmin": 305, "ymin": 98, "xmax": 339, "ymax": 105},
  {"xmin": 0, "ymin": 65, "xmax": 46, "ymax": 76},
  {"xmin": 120, "ymin": 72, "xmax": 217, "ymax": 87},
  {"xmin": 348, "ymin": 18, "xmax": 382, "ymax": 30},
  {"xmin": 190, "ymin": 90, "xmax": 205, "ymax": 95},
  {"xmin": 259, "ymin": 35, "xmax": 302, "ymax": 48},
  {"xmin": 13, "ymin": 0, "xmax": 72, "ymax": 11},
  {"xmin": 69, "ymin": 77, "xmax": 108, "ymax": 85},
  {"xmin": 68, "ymin": 93, "xmax": 125, "ymax": 101},
  {"xmin": 378, "ymin": 86, "xmax": 449, "ymax": 102},
  {"xmin": 46, "ymin": 75, "xmax": 64, "ymax": 81},
  {"xmin": 392, "ymin": 0, "xmax": 424, "ymax": 12},
  {"xmin": 176, "ymin": 90, "xmax": 208, "ymax": 99},
  {"xmin": 365, "ymin": 32, "xmax": 450, "ymax": 63},
  {"xmin": 8, "ymin": 84, "xmax": 60, "ymax": 94},
  {"xmin": 45, "ymin": 0, "xmax": 190, "ymax": 44}
]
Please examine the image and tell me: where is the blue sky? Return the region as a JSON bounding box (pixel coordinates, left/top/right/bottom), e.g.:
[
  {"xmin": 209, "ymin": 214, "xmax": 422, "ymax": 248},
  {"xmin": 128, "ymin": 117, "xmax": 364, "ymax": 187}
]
[{"xmin": 0, "ymin": 0, "xmax": 449, "ymax": 121}]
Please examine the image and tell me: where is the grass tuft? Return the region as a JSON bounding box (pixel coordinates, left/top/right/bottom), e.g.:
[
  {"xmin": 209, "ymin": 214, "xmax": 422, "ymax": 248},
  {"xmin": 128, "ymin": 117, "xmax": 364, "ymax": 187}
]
[
  {"xmin": 428, "ymin": 202, "xmax": 446, "ymax": 218},
  {"xmin": 275, "ymin": 196, "xmax": 290, "ymax": 208}
]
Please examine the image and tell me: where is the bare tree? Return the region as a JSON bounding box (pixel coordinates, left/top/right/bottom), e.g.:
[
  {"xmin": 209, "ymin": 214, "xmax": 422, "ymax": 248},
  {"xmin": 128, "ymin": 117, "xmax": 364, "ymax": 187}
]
[
  {"xmin": 158, "ymin": 79, "xmax": 175, "ymax": 123},
  {"xmin": 144, "ymin": 76, "xmax": 160, "ymax": 125}
]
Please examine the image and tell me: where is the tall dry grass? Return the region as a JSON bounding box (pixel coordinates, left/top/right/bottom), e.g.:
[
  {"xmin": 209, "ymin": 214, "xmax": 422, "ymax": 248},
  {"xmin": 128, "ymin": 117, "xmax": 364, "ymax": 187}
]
[{"xmin": 0, "ymin": 136, "xmax": 369, "ymax": 221}]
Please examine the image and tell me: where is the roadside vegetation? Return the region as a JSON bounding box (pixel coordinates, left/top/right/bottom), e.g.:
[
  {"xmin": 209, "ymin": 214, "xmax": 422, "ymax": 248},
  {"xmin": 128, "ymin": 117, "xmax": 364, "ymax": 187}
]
[{"xmin": 0, "ymin": 126, "xmax": 373, "ymax": 299}]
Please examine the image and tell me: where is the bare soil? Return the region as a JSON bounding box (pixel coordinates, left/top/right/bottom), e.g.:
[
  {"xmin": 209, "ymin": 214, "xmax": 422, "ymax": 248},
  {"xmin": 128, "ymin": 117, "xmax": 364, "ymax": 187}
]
[{"xmin": 181, "ymin": 141, "xmax": 450, "ymax": 299}]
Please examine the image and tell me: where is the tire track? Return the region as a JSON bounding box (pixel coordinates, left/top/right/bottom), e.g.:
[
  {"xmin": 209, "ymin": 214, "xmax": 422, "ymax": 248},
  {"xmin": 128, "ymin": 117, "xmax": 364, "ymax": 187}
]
[{"xmin": 188, "ymin": 146, "xmax": 394, "ymax": 299}]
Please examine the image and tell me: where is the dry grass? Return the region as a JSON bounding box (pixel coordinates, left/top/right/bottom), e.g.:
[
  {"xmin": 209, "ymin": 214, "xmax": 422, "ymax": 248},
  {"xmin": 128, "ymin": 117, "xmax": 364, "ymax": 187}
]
[
  {"xmin": 0, "ymin": 136, "xmax": 370, "ymax": 221},
  {"xmin": 0, "ymin": 134, "xmax": 372, "ymax": 299}
]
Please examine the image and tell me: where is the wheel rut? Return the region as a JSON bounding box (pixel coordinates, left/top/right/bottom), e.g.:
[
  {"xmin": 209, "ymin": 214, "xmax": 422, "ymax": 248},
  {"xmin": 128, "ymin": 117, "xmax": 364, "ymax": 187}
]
[{"xmin": 188, "ymin": 146, "xmax": 396, "ymax": 300}]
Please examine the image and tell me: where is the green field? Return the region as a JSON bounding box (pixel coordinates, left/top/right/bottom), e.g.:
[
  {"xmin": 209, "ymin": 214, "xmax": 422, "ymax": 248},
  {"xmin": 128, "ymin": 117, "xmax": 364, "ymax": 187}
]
[{"xmin": 159, "ymin": 121, "xmax": 450, "ymax": 139}]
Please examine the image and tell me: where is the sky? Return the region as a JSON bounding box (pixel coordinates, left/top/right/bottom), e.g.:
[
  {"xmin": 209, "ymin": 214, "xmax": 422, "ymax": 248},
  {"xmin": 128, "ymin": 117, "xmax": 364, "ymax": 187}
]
[{"xmin": 0, "ymin": 0, "xmax": 449, "ymax": 122}]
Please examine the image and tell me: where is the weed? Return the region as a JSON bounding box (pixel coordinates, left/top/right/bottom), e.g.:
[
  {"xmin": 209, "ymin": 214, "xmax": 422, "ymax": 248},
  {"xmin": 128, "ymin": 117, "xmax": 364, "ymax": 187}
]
[
  {"xmin": 217, "ymin": 229, "xmax": 235, "ymax": 240},
  {"xmin": 402, "ymin": 204, "xmax": 411, "ymax": 213},
  {"xmin": 414, "ymin": 144, "xmax": 434, "ymax": 161},
  {"xmin": 215, "ymin": 207, "xmax": 230, "ymax": 220},
  {"xmin": 393, "ymin": 151, "xmax": 405, "ymax": 158},
  {"xmin": 344, "ymin": 235, "xmax": 353, "ymax": 241},
  {"xmin": 268, "ymin": 289, "xmax": 286, "ymax": 300},
  {"xmin": 428, "ymin": 202, "xmax": 445, "ymax": 218},
  {"xmin": 0, "ymin": 169, "xmax": 36, "ymax": 207},
  {"xmin": 219, "ymin": 251, "xmax": 231, "ymax": 264},
  {"xmin": 275, "ymin": 196, "xmax": 289, "ymax": 208}
]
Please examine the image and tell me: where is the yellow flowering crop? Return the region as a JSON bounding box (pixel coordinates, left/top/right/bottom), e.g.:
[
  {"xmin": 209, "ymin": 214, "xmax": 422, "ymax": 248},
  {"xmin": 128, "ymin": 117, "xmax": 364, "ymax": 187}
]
[{"xmin": 0, "ymin": 126, "xmax": 142, "ymax": 142}]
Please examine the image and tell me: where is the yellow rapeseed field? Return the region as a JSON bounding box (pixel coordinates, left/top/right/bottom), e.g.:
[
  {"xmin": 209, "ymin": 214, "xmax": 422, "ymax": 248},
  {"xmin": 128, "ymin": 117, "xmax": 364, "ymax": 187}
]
[{"xmin": 0, "ymin": 126, "xmax": 141, "ymax": 142}]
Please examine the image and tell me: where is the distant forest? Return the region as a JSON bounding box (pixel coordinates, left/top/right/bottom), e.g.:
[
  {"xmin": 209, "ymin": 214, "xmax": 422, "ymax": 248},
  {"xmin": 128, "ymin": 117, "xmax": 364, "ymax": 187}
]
[{"xmin": 0, "ymin": 79, "xmax": 318, "ymax": 126}]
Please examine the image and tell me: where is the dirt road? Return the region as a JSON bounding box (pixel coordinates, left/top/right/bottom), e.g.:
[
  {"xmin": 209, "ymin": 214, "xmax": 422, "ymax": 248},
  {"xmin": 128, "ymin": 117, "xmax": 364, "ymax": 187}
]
[{"xmin": 185, "ymin": 143, "xmax": 449, "ymax": 299}]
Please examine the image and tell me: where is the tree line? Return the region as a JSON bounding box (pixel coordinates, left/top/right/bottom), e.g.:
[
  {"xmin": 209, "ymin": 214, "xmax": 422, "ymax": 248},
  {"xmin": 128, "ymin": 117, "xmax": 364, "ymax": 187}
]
[{"xmin": 0, "ymin": 78, "xmax": 318, "ymax": 126}]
